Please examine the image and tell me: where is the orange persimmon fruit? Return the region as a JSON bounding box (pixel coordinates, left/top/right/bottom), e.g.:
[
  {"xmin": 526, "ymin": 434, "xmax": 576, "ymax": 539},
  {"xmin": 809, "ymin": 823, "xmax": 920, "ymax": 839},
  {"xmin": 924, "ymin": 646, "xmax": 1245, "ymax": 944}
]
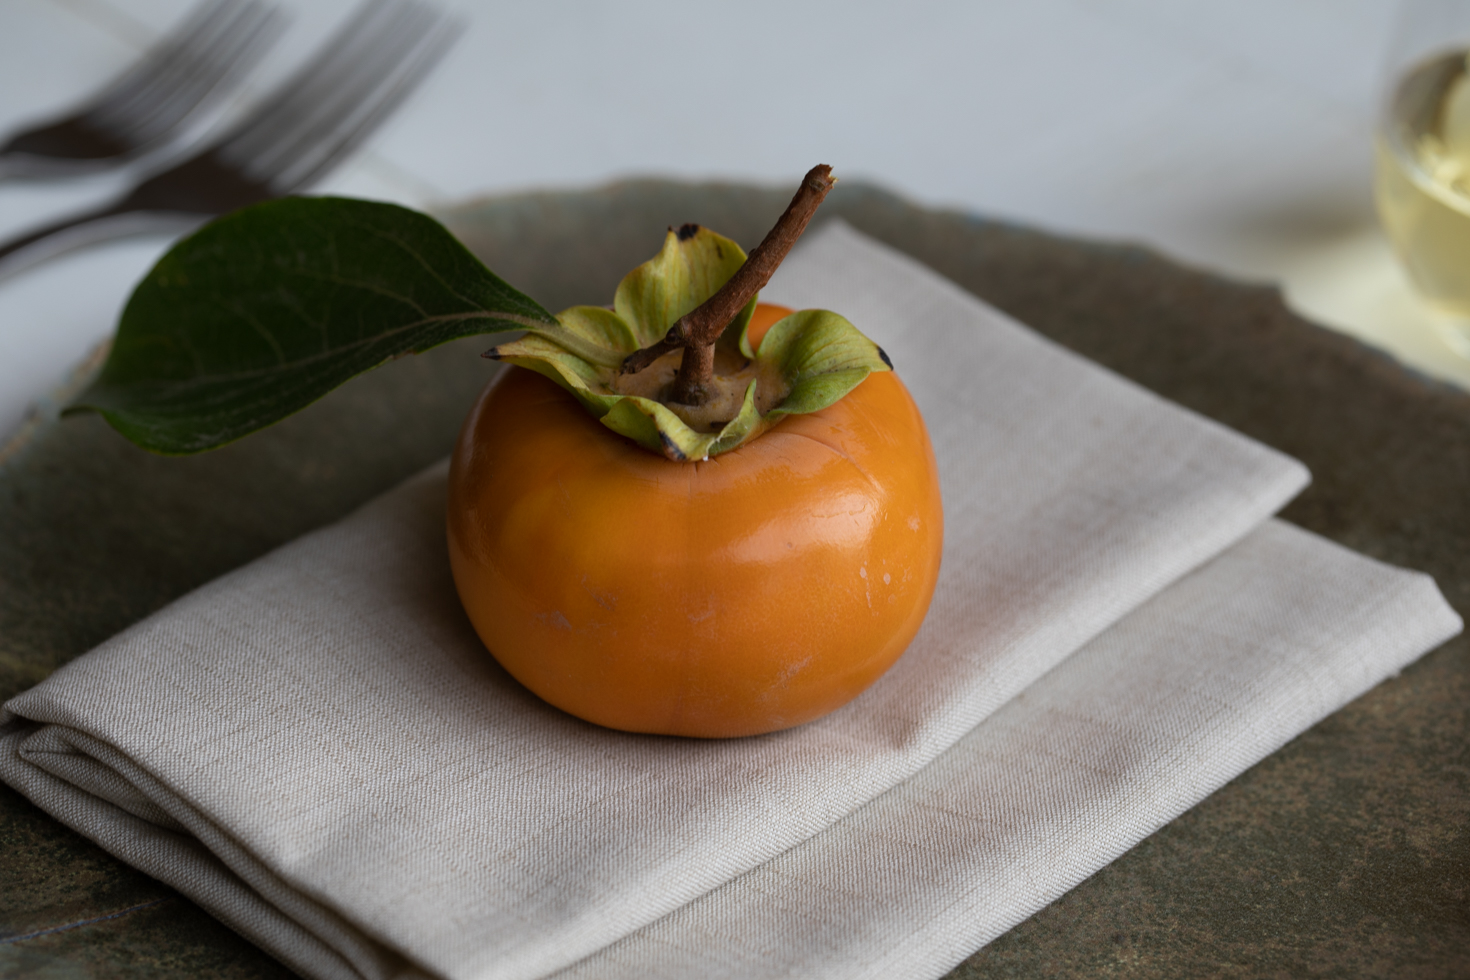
[{"xmin": 447, "ymin": 304, "xmax": 943, "ymax": 738}]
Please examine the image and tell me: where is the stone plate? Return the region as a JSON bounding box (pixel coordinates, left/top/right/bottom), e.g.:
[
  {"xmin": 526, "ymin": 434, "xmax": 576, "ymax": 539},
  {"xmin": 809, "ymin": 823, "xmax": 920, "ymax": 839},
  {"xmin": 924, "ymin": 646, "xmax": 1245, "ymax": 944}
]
[{"xmin": 1, "ymin": 181, "xmax": 1465, "ymax": 979}]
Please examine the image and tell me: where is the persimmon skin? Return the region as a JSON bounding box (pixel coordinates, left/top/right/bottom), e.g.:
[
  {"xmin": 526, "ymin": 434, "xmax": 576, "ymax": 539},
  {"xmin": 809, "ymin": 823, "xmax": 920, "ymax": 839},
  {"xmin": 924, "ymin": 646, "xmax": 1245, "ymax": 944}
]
[{"xmin": 446, "ymin": 310, "xmax": 943, "ymax": 738}]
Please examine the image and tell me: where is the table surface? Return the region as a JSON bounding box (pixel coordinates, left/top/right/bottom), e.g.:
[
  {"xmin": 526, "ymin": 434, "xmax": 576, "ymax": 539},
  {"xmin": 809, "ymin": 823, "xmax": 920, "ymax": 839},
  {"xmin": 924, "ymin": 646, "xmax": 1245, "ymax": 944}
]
[
  {"xmin": 1, "ymin": 3, "xmax": 1468, "ymax": 977},
  {"xmin": 3, "ymin": 0, "xmax": 1470, "ymax": 443},
  {"xmin": 1, "ymin": 180, "xmax": 1466, "ymax": 979}
]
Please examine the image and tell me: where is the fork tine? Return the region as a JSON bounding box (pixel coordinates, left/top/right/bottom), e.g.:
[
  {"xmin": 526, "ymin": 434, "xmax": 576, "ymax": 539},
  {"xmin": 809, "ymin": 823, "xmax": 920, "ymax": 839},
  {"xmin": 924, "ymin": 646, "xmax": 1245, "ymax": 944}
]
[
  {"xmin": 80, "ymin": 0, "xmax": 242, "ymax": 123},
  {"xmin": 241, "ymin": 6, "xmax": 439, "ymax": 177},
  {"xmin": 95, "ymin": 1, "xmax": 280, "ymax": 146},
  {"xmin": 271, "ymin": 14, "xmax": 458, "ymax": 191},
  {"xmin": 86, "ymin": 0, "xmax": 278, "ymax": 146},
  {"xmin": 216, "ymin": 0, "xmax": 452, "ymax": 186},
  {"xmin": 215, "ymin": 0, "xmax": 421, "ymax": 168}
]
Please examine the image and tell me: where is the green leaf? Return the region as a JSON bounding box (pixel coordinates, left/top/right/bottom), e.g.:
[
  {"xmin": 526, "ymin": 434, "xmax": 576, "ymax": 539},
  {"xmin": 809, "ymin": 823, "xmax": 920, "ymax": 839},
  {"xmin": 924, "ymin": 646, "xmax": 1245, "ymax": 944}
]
[
  {"xmin": 541, "ymin": 306, "xmax": 641, "ymax": 367},
  {"xmin": 67, "ymin": 197, "xmax": 557, "ymax": 454},
  {"xmin": 614, "ymin": 225, "xmax": 755, "ymax": 347},
  {"xmin": 759, "ymin": 309, "xmax": 893, "ymax": 420}
]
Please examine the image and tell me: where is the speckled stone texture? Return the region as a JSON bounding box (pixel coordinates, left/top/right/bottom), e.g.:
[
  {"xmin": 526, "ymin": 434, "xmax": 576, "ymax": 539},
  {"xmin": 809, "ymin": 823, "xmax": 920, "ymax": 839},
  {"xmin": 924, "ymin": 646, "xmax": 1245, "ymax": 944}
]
[{"xmin": 1, "ymin": 182, "xmax": 1465, "ymax": 979}]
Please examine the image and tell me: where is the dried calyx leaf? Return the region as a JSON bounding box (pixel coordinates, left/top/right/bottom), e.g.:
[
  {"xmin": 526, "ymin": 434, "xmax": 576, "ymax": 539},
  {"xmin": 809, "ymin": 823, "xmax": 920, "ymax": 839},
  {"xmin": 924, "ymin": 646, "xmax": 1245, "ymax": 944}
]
[{"xmin": 486, "ymin": 225, "xmax": 891, "ymax": 461}]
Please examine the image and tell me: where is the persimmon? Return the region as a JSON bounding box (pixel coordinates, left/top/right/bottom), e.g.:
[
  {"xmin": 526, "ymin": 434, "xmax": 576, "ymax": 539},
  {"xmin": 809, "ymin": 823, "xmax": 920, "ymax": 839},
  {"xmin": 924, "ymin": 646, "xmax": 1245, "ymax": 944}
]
[
  {"xmin": 443, "ymin": 167, "xmax": 943, "ymax": 738},
  {"xmin": 447, "ymin": 301, "xmax": 943, "ymax": 737}
]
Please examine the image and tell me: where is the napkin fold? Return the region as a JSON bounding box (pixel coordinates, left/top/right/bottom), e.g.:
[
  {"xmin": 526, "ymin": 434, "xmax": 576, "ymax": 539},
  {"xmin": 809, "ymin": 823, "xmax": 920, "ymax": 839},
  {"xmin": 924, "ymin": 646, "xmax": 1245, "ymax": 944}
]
[{"xmin": 0, "ymin": 224, "xmax": 1456, "ymax": 980}]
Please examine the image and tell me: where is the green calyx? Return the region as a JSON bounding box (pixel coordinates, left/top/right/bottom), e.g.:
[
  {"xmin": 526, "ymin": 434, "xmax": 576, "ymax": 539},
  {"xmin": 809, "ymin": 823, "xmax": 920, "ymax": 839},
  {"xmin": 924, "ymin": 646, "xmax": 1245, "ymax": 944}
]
[{"xmin": 487, "ymin": 225, "xmax": 891, "ymax": 461}]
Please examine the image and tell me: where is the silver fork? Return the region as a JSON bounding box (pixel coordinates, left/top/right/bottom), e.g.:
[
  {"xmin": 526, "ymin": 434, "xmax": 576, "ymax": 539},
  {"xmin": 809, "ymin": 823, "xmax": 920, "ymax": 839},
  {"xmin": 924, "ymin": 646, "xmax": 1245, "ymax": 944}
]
[
  {"xmin": 0, "ymin": 0, "xmax": 281, "ymax": 179},
  {"xmin": 0, "ymin": 0, "xmax": 457, "ymax": 277}
]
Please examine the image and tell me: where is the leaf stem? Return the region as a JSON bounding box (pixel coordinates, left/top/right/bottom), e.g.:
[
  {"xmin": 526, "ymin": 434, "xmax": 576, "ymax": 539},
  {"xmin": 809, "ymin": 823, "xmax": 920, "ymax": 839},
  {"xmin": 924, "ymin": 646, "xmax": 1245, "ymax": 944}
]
[{"xmin": 621, "ymin": 164, "xmax": 837, "ymax": 404}]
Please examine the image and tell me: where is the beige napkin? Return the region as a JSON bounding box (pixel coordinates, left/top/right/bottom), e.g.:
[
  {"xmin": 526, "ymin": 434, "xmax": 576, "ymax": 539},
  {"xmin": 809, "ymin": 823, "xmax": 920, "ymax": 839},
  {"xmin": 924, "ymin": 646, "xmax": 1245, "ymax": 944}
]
[
  {"xmin": 549, "ymin": 517, "xmax": 1460, "ymax": 979},
  {"xmin": 2, "ymin": 225, "xmax": 1454, "ymax": 980}
]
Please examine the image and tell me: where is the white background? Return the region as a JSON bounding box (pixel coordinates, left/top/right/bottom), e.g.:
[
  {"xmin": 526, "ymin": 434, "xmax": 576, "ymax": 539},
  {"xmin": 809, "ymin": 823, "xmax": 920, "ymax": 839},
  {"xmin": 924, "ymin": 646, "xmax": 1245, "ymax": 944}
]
[{"xmin": 1, "ymin": 0, "xmax": 1465, "ymax": 441}]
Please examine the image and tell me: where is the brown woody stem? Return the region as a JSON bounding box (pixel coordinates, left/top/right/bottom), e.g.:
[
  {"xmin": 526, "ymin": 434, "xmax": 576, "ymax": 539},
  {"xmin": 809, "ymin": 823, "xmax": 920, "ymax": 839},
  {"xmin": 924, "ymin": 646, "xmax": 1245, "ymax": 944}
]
[{"xmin": 621, "ymin": 164, "xmax": 837, "ymax": 404}]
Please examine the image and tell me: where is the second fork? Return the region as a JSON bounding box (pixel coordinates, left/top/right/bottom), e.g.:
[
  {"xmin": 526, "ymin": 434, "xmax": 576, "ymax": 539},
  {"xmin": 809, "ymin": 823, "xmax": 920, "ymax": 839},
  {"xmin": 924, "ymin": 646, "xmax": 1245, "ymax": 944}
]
[{"xmin": 0, "ymin": 0, "xmax": 457, "ymax": 279}]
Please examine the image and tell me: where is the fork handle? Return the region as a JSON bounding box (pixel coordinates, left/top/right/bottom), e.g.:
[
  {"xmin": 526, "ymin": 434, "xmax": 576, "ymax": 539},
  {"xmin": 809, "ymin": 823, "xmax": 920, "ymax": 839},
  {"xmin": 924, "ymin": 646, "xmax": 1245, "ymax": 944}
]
[
  {"xmin": 0, "ymin": 201, "xmax": 204, "ymax": 279},
  {"xmin": 0, "ymin": 151, "xmax": 125, "ymax": 182}
]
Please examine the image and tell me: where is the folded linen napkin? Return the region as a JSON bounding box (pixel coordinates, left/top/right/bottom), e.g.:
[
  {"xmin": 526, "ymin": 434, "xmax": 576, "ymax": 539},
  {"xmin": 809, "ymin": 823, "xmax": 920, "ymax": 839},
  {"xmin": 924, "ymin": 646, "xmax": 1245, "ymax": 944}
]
[
  {"xmin": 2, "ymin": 224, "xmax": 1427, "ymax": 980},
  {"xmin": 553, "ymin": 518, "xmax": 1461, "ymax": 979}
]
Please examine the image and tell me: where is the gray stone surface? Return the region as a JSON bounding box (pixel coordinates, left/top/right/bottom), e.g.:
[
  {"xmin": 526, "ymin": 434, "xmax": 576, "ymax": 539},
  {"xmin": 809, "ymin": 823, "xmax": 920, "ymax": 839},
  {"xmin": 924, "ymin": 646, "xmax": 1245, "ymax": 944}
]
[{"xmin": 1, "ymin": 181, "xmax": 1465, "ymax": 978}]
